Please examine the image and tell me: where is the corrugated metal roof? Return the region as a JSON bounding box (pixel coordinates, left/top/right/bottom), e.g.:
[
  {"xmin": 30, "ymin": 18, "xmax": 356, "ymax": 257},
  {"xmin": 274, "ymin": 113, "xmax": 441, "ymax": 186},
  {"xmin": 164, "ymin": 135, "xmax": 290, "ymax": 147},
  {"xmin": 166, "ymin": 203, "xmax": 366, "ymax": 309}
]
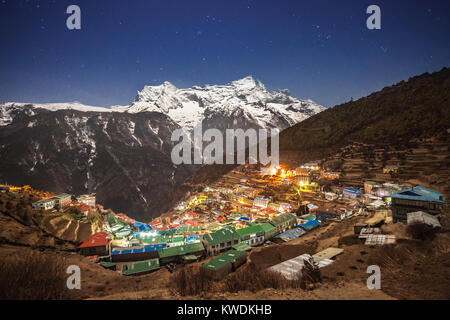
[
  {"xmin": 275, "ymin": 227, "xmax": 306, "ymax": 241},
  {"xmin": 343, "ymin": 188, "xmax": 361, "ymax": 194},
  {"xmin": 236, "ymin": 224, "xmax": 263, "ymax": 237},
  {"xmin": 298, "ymin": 220, "xmax": 321, "ymax": 230},
  {"xmin": 270, "ymin": 214, "xmax": 296, "ymax": 227},
  {"xmin": 313, "ymin": 248, "xmax": 344, "ymax": 260},
  {"xmin": 157, "ymin": 242, "xmax": 204, "ymax": 258},
  {"xmin": 389, "ymin": 186, "xmax": 445, "ymax": 203},
  {"xmin": 364, "ymin": 234, "xmax": 396, "ymax": 245},
  {"xmin": 232, "ymin": 243, "xmax": 252, "ymax": 252},
  {"xmin": 407, "ymin": 211, "xmax": 441, "ymax": 228},
  {"xmin": 178, "ymin": 226, "xmax": 202, "ymax": 233},
  {"xmin": 268, "ymin": 254, "xmax": 334, "ymax": 280},
  {"xmin": 202, "ymin": 227, "xmax": 240, "ymax": 245},
  {"xmin": 202, "ymin": 250, "xmax": 246, "ymax": 271},
  {"xmin": 121, "ymin": 258, "xmax": 160, "ymax": 275},
  {"xmin": 299, "ymin": 215, "xmax": 316, "ymax": 221},
  {"xmin": 78, "ymin": 232, "xmax": 110, "ymax": 248},
  {"xmin": 258, "ymin": 222, "xmax": 276, "ymax": 234},
  {"xmin": 111, "ymin": 243, "xmax": 166, "ymax": 255}
]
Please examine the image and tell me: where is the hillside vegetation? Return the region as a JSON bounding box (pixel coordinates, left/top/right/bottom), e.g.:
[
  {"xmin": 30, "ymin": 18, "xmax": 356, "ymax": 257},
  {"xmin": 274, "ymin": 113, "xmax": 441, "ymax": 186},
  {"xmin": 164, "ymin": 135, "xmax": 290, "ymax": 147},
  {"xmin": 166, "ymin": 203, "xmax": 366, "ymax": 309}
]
[{"xmin": 280, "ymin": 68, "xmax": 450, "ymax": 154}]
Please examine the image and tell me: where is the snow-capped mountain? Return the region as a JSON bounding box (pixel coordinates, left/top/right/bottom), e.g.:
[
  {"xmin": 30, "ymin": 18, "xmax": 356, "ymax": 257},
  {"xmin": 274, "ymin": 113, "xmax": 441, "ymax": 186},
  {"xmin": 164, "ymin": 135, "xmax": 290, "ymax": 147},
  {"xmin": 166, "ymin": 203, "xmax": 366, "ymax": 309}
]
[
  {"xmin": 118, "ymin": 76, "xmax": 325, "ymax": 132},
  {"xmin": 0, "ymin": 76, "xmax": 324, "ymax": 219},
  {"xmin": 0, "ymin": 76, "xmax": 324, "ymax": 132}
]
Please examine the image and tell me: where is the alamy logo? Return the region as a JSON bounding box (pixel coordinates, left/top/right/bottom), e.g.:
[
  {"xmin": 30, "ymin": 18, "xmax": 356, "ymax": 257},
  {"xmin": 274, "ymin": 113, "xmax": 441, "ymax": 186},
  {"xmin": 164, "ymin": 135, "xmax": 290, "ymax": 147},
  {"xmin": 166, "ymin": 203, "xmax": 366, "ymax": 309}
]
[
  {"xmin": 66, "ymin": 265, "xmax": 81, "ymax": 290},
  {"xmin": 366, "ymin": 265, "xmax": 381, "ymax": 289},
  {"xmin": 366, "ymin": 5, "xmax": 381, "ymax": 30},
  {"xmin": 66, "ymin": 5, "xmax": 81, "ymax": 30},
  {"xmin": 171, "ymin": 123, "xmax": 279, "ymax": 166}
]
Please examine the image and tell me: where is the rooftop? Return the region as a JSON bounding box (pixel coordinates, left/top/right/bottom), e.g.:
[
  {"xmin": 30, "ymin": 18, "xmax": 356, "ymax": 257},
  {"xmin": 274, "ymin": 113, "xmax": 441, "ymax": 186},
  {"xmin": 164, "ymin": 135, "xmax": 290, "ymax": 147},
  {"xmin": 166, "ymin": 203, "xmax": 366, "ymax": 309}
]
[
  {"xmin": 202, "ymin": 250, "xmax": 246, "ymax": 271},
  {"xmin": 202, "ymin": 226, "xmax": 240, "ymax": 245},
  {"xmin": 78, "ymin": 232, "xmax": 111, "ymax": 248},
  {"xmin": 236, "ymin": 224, "xmax": 264, "ymax": 237},
  {"xmin": 389, "ymin": 186, "xmax": 445, "ymax": 203},
  {"xmin": 270, "ymin": 213, "xmax": 296, "ymax": 227},
  {"xmin": 157, "ymin": 242, "xmax": 204, "ymax": 258}
]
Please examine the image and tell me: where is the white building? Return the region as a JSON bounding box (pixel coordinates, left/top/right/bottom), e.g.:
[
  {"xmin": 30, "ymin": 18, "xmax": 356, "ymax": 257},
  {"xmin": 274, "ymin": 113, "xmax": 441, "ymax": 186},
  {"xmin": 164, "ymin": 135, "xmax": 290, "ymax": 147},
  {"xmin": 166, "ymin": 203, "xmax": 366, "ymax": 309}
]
[
  {"xmin": 53, "ymin": 193, "xmax": 72, "ymax": 208},
  {"xmin": 77, "ymin": 194, "xmax": 96, "ymax": 207},
  {"xmin": 253, "ymin": 197, "xmax": 269, "ymax": 208},
  {"xmin": 32, "ymin": 198, "xmax": 55, "ymax": 210}
]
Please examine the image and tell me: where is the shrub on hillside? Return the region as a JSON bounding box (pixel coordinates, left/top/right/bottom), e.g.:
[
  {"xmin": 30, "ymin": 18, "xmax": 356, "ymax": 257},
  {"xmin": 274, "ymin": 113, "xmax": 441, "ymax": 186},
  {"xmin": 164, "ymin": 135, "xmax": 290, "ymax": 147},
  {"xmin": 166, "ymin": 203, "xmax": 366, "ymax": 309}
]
[
  {"xmin": 0, "ymin": 251, "xmax": 69, "ymax": 300},
  {"xmin": 169, "ymin": 266, "xmax": 213, "ymax": 296},
  {"xmin": 224, "ymin": 263, "xmax": 305, "ymax": 292}
]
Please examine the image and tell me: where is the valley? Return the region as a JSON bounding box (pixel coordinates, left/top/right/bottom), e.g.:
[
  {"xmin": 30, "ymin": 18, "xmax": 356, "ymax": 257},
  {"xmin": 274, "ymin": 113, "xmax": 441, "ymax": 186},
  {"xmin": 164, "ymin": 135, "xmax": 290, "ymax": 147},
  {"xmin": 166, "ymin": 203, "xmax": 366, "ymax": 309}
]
[{"xmin": 0, "ymin": 68, "xmax": 449, "ymax": 301}]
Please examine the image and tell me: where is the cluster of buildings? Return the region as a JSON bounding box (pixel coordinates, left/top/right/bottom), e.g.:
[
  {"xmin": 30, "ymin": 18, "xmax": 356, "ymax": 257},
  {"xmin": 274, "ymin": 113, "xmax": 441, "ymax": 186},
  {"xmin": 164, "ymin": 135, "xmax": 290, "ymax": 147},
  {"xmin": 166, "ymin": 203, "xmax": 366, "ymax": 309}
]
[
  {"xmin": 31, "ymin": 193, "xmax": 96, "ymax": 215},
  {"xmin": 14, "ymin": 157, "xmax": 445, "ymax": 279},
  {"xmin": 77, "ymin": 205, "xmax": 322, "ymax": 277},
  {"xmin": 75, "ymin": 166, "xmax": 334, "ymax": 276},
  {"xmin": 74, "ymin": 160, "xmax": 446, "ymax": 277}
]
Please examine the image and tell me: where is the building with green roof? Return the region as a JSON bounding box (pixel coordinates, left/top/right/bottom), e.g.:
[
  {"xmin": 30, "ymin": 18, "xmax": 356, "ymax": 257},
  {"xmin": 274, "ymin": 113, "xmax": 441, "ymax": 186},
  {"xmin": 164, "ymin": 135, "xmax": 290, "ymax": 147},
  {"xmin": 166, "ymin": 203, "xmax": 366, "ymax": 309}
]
[
  {"xmin": 201, "ymin": 227, "xmax": 241, "ymax": 255},
  {"xmin": 299, "ymin": 214, "xmax": 316, "ymax": 221},
  {"xmin": 269, "ymin": 214, "xmax": 297, "ymax": 235},
  {"xmin": 201, "ymin": 249, "xmax": 247, "ymax": 279},
  {"xmin": 232, "ymin": 242, "xmax": 252, "ymax": 252},
  {"xmin": 206, "ymin": 222, "xmax": 222, "ymax": 231},
  {"xmin": 258, "ymin": 222, "xmax": 277, "ymax": 241},
  {"xmin": 157, "ymin": 242, "xmax": 205, "ymax": 264},
  {"xmin": 177, "ymin": 226, "xmax": 203, "ymax": 234},
  {"xmin": 236, "ymin": 224, "xmax": 264, "ymax": 246},
  {"xmin": 139, "ymin": 233, "xmax": 185, "ymax": 246},
  {"xmin": 121, "ymin": 258, "xmax": 160, "ymax": 276},
  {"xmin": 99, "ymin": 262, "xmax": 116, "ymax": 271}
]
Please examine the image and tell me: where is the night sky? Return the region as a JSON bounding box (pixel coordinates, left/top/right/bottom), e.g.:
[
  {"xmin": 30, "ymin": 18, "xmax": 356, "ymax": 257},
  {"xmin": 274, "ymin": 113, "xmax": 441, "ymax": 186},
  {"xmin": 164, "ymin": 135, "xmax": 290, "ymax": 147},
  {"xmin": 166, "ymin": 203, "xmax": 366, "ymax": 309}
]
[{"xmin": 0, "ymin": 0, "xmax": 449, "ymax": 108}]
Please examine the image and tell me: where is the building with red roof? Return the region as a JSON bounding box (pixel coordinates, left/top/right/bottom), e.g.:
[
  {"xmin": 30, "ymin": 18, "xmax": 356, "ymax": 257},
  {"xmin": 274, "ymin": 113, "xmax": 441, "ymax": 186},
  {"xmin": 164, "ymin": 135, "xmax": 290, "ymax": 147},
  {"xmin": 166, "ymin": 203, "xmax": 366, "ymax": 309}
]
[
  {"xmin": 78, "ymin": 232, "xmax": 111, "ymax": 256},
  {"xmin": 185, "ymin": 220, "xmax": 202, "ymax": 226}
]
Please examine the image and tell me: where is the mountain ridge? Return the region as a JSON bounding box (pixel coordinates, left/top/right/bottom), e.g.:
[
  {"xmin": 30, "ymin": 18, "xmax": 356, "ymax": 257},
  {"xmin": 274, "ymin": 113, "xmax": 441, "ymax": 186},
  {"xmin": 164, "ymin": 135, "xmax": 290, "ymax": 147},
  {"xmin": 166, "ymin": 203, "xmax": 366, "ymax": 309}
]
[
  {"xmin": 0, "ymin": 76, "xmax": 324, "ymax": 220},
  {"xmin": 1, "ymin": 76, "xmax": 324, "ymax": 133}
]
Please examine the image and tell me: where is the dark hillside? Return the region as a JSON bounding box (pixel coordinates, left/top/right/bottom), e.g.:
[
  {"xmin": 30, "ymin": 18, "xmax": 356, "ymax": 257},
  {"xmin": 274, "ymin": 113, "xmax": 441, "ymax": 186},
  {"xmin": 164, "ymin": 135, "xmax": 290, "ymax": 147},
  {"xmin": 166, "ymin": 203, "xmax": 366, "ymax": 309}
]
[{"xmin": 280, "ymin": 67, "xmax": 450, "ymax": 155}]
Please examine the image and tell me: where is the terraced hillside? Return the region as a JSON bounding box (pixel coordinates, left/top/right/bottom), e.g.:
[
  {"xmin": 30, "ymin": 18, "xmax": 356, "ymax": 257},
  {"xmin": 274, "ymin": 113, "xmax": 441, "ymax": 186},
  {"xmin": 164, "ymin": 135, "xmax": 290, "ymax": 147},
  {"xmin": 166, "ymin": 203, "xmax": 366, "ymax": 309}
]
[
  {"xmin": 318, "ymin": 134, "xmax": 450, "ymax": 197},
  {"xmin": 0, "ymin": 191, "xmax": 99, "ymax": 249}
]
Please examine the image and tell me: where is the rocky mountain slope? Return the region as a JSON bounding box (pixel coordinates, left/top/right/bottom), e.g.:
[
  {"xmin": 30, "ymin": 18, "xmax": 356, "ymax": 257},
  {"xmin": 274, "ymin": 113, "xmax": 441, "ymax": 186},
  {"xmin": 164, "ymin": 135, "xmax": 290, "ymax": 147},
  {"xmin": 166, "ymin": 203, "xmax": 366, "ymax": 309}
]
[
  {"xmin": 0, "ymin": 108, "xmax": 194, "ymax": 220},
  {"xmin": 113, "ymin": 76, "xmax": 324, "ymax": 133},
  {"xmin": 0, "ymin": 77, "xmax": 323, "ymax": 219}
]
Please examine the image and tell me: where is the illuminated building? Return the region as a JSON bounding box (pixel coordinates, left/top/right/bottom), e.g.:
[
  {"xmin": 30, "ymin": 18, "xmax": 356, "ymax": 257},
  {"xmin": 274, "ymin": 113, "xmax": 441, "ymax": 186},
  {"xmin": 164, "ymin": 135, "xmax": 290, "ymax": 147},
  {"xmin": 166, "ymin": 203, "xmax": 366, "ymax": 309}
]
[{"xmin": 295, "ymin": 175, "xmax": 311, "ymax": 186}]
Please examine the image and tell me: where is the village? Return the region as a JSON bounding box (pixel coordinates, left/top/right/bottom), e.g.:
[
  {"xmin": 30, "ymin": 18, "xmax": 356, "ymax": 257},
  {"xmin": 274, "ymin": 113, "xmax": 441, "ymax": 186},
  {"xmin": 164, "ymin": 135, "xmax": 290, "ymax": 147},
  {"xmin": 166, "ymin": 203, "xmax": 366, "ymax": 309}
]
[{"xmin": 1, "ymin": 157, "xmax": 445, "ymax": 282}]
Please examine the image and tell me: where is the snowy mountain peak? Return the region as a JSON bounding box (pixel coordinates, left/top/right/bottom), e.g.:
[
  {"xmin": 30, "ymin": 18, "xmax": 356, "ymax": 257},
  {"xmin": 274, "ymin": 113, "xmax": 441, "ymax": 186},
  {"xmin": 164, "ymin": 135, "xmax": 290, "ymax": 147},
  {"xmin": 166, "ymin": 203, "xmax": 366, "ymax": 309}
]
[
  {"xmin": 1, "ymin": 77, "xmax": 325, "ymax": 132},
  {"xmin": 125, "ymin": 77, "xmax": 325, "ymax": 132},
  {"xmin": 230, "ymin": 75, "xmax": 264, "ymax": 90}
]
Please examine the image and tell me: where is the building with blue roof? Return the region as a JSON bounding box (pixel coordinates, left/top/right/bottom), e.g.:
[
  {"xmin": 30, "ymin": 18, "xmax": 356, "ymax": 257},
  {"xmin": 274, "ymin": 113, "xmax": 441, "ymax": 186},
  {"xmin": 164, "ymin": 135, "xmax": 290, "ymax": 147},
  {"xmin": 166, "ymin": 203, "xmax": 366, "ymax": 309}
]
[
  {"xmin": 275, "ymin": 227, "xmax": 306, "ymax": 242},
  {"xmin": 387, "ymin": 186, "xmax": 446, "ymax": 222},
  {"xmin": 110, "ymin": 244, "xmax": 165, "ymax": 262},
  {"xmin": 343, "ymin": 188, "xmax": 362, "ymax": 199},
  {"xmin": 298, "ymin": 219, "xmax": 321, "ymax": 231}
]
